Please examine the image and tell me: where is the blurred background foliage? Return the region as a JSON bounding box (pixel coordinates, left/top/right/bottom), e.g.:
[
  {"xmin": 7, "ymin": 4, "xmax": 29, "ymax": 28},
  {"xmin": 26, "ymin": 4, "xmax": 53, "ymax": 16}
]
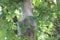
[{"xmin": 0, "ymin": 0, "xmax": 60, "ymax": 40}]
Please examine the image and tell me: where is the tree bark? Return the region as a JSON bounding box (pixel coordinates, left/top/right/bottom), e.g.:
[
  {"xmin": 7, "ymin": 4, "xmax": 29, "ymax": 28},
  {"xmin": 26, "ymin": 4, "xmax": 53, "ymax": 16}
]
[
  {"xmin": 18, "ymin": 0, "xmax": 37, "ymax": 40},
  {"xmin": 21, "ymin": 0, "xmax": 33, "ymax": 20}
]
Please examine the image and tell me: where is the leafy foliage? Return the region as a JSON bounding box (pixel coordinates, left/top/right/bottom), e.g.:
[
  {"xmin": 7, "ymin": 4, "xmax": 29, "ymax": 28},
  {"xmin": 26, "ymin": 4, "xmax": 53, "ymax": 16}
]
[{"xmin": 0, "ymin": 0, "xmax": 60, "ymax": 40}]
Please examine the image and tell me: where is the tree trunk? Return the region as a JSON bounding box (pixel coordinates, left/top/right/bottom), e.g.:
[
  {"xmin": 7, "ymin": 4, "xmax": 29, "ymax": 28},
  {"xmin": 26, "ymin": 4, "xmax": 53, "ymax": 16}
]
[
  {"xmin": 21, "ymin": 0, "xmax": 33, "ymax": 20},
  {"xmin": 18, "ymin": 0, "xmax": 37, "ymax": 40}
]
